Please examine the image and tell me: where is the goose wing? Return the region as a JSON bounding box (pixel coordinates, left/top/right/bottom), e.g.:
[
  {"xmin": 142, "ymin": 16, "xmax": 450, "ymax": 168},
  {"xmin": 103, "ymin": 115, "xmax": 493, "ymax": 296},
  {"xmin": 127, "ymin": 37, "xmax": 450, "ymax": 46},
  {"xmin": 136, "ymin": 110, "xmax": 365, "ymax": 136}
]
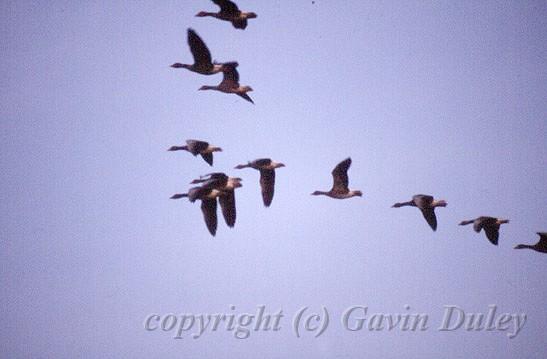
[
  {"xmin": 420, "ymin": 208, "xmax": 438, "ymax": 231},
  {"xmin": 232, "ymin": 19, "xmax": 248, "ymax": 29},
  {"xmin": 259, "ymin": 169, "xmax": 275, "ymax": 207},
  {"xmin": 237, "ymin": 92, "xmax": 254, "ymax": 103},
  {"xmin": 213, "ymin": 0, "xmax": 240, "ymax": 15},
  {"xmin": 412, "ymin": 194, "xmax": 433, "ymax": 209},
  {"xmin": 187, "ymin": 29, "xmax": 213, "ymax": 70},
  {"xmin": 200, "ymin": 198, "xmax": 218, "ymax": 236},
  {"xmin": 220, "ymin": 64, "xmax": 240, "ymax": 89},
  {"xmin": 537, "ymin": 232, "xmax": 547, "ymax": 248},
  {"xmin": 219, "ymin": 191, "xmax": 237, "ymax": 227},
  {"xmin": 483, "ymin": 224, "xmax": 500, "ymax": 245},
  {"xmin": 200, "ymin": 153, "xmax": 214, "ymax": 166},
  {"xmin": 186, "ymin": 139, "xmax": 209, "ymax": 154},
  {"xmin": 200, "ymin": 174, "xmax": 228, "ymax": 188},
  {"xmin": 474, "ymin": 216, "xmax": 495, "ymax": 233},
  {"xmin": 331, "ymin": 158, "xmax": 351, "ymax": 193},
  {"xmin": 250, "ymin": 158, "xmax": 273, "ymax": 168}
]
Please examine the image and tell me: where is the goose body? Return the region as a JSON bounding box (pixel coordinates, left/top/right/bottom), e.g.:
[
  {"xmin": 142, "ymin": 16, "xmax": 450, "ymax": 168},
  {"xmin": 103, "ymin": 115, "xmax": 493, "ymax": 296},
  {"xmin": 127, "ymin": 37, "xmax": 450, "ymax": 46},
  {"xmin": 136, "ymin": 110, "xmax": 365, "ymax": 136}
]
[
  {"xmin": 168, "ymin": 139, "xmax": 222, "ymax": 166},
  {"xmin": 196, "ymin": 0, "xmax": 257, "ymax": 29},
  {"xmin": 191, "ymin": 173, "xmax": 242, "ymax": 227},
  {"xmin": 392, "ymin": 194, "xmax": 447, "ymax": 231},
  {"xmin": 170, "ymin": 29, "xmax": 237, "ymax": 75},
  {"xmin": 459, "ymin": 216, "xmax": 509, "ymax": 246},
  {"xmin": 311, "ymin": 158, "xmax": 362, "ymax": 199},
  {"xmin": 235, "ymin": 158, "xmax": 285, "ymax": 207},
  {"xmin": 199, "ymin": 63, "xmax": 254, "ymax": 103},
  {"xmin": 515, "ymin": 232, "xmax": 547, "ymax": 253},
  {"xmin": 170, "ymin": 186, "xmax": 227, "ymax": 236}
]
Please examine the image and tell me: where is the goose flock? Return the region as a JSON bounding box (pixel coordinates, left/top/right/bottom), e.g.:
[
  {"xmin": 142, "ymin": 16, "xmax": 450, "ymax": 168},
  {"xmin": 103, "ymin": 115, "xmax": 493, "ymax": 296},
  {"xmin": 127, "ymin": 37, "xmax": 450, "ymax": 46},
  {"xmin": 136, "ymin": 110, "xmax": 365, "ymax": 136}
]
[{"xmin": 168, "ymin": 0, "xmax": 544, "ymax": 254}]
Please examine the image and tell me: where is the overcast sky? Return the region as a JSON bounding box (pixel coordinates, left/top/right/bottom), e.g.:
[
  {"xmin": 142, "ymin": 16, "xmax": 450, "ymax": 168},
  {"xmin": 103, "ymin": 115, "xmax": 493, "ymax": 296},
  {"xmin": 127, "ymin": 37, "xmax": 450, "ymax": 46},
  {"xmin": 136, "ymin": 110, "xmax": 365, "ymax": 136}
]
[{"xmin": 1, "ymin": 0, "xmax": 546, "ymax": 357}]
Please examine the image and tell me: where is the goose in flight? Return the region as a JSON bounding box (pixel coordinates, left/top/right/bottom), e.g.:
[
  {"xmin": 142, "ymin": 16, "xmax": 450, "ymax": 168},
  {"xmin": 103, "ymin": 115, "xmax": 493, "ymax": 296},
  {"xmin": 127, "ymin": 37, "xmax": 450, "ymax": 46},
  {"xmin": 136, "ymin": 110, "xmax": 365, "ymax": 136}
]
[
  {"xmin": 235, "ymin": 158, "xmax": 285, "ymax": 207},
  {"xmin": 459, "ymin": 216, "xmax": 509, "ymax": 246},
  {"xmin": 168, "ymin": 139, "xmax": 222, "ymax": 166},
  {"xmin": 311, "ymin": 158, "xmax": 362, "ymax": 199},
  {"xmin": 170, "ymin": 186, "xmax": 227, "ymax": 236},
  {"xmin": 514, "ymin": 232, "xmax": 547, "ymax": 253},
  {"xmin": 191, "ymin": 173, "xmax": 242, "ymax": 227},
  {"xmin": 170, "ymin": 28, "xmax": 238, "ymax": 75},
  {"xmin": 392, "ymin": 194, "xmax": 447, "ymax": 231},
  {"xmin": 196, "ymin": 0, "xmax": 257, "ymax": 29},
  {"xmin": 198, "ymin": 63, "xmax": 254, "ymax": 103}
]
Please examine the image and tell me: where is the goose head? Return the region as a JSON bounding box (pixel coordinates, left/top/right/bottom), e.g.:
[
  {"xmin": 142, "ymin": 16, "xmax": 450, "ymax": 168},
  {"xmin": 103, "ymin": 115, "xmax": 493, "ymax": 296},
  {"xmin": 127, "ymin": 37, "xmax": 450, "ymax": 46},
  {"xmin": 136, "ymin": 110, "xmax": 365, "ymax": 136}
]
[
  {"xmin": 245, "ymin": 12, "xmax": 258, "ymax": 19},
  {"xmin": 198, "ymin": 85, "xmax": 215, "ymax": 91},
  {"xmin": 195, "ymin": 11, "xmax": 212, "ymax": 17},
  {"xmin": 170, "ymin": 63, "xmax": 189, "ymax": 69},
  {"xmin": 514, "ymin": 244, "xmax": 529, "ymax": 250},
  {"xmin": 241, "ymin": 86, "xmax": 253, "ymax": 92},
  {"xmin": 352, "ymin": 190, "xmax": 363, "ymax": 197}
]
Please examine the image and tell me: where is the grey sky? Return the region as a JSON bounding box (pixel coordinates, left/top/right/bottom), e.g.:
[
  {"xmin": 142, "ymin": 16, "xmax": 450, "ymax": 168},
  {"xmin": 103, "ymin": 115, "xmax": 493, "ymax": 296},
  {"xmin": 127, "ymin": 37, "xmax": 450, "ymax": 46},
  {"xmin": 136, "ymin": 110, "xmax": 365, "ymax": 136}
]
[{"xmin": 1, "ymin": 1, "xmax": 546, "ymax": 357}]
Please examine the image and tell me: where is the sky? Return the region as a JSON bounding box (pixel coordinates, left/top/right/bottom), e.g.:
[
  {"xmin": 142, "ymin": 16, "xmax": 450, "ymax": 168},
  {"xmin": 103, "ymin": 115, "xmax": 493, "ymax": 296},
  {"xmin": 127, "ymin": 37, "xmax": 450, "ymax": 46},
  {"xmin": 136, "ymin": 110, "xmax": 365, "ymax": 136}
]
[{"xmin": 1, "ymin": 0, "xmax": 546, "ymax": 357}]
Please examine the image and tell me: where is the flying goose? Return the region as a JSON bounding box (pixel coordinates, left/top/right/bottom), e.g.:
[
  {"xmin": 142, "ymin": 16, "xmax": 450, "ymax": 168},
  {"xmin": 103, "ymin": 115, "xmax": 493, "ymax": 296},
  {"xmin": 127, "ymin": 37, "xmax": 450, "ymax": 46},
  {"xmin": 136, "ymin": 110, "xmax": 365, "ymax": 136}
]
[
  {"xmin": 170, "ymin": 28, "xmax": 237, "ymax": 75},
  {"xmin": 170, "ymin": 186, "xmax": 227, "ymax": 236},
  {"xmin": 198, "ymin": 63, "xmax": 254, "ymax": 103},
  {"xmin": 514, "ymin": 232, "xmax": 547, "ymax": 253},
  {"xmin": 168, "ymin": 139, "xmax": 222, "ymax": 166},
  {"xmin": 196, "ymin": 0, "xmax": 257, "ymax": 29},
  {"xmin": 235, "ymin": 158, "xmax": 285, "ymax": 207},
  {"xmin": 191, "ymin": 173, "xmax": 242, "ymax": 227},
  {"xmin": 311, "ymin": 158, "xmax": 362, "ymax": 199},
  {"xmin": 392, "ymin": 194, "xmax": 447, "ymax": 231},
  {"xmin": 459, "ymin": 216, "xmax": 509, "ymax": 246}
]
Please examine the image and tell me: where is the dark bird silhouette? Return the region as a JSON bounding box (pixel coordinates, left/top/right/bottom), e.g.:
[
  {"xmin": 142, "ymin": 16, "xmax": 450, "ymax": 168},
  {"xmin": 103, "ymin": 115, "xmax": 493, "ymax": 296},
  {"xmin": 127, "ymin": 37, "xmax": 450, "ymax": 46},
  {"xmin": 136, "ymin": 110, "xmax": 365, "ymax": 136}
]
[
  {"xmin": 196, "ymin": 0, "xmax": 257, "ymax": 29},
  {"xmin": 191, "ymin": 173, "xmax": 242, "ymax": 227},
  {"xmin": 392, "ymin": 194, "xmax": 447, "ymax": 231},
  {"xmin": 311, "ymin": 157, "xmax": 362, "ymax": 199},
  {"xmin": 170, "ymin": 28, "xmax": 238, "ymax": 75},
  {"xmin": 198, "ymin": 63, "xmax": 254, "ymax": 103},
  {"xmin": 235, "ymin": 158, "xmax": 285, "ymax": 207},
  {"xmin": 170, "ymin": 186, "xmax": 228, "ymax": 236},
  {"xmin": 459, "ymin": 216, "xmax": 509, "ymax": 246},
  {"xmin": 168, "ymin": 139, "xmax": 222, "ymax": 166},
  {"xmin": 514, "ymin": 232, "xmax": 547, "ymax": 253}
]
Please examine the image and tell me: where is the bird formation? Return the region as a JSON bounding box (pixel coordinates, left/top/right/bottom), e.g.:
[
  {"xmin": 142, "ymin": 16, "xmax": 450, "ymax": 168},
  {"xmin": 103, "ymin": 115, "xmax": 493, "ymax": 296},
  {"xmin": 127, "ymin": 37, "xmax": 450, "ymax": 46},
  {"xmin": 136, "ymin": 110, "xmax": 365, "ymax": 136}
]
[
  {"xmin": 167, "ymin": 1, "xmax": 544, "ymax": 252},
  {"xmin": 170, "ymin": 27, "xmax": 253, "ymax": 103}
]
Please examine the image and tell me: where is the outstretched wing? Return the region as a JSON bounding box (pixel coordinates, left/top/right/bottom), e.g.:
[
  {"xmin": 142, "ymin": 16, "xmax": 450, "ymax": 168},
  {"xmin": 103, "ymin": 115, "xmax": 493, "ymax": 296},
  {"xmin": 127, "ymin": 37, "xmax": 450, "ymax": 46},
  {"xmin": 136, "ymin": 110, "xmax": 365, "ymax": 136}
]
[
  {"xmin": 220, "ymin": 64, "xmax": 240, "ymax": 88},
  {"xmin": 213, "ymin": 0, "xmax": 240, "ymax": 15},
  {"xmin": 200, "ymin": 199, "xmax": 218, "ymax": 236},
  {"xmin": 237, "ymin": 92, "xmax": 254, "ymax": 103},
  {"xmin": 187, "ymin": 29, "xmax": 212, "ymax": 69},
  {"xmin": 186, "ymin": 139, "xmax": 209, "ymax": 155},
  {"xmin": 201, "ymin": 153, "xmax": 214, "ymax": 166},
  {"xmin": 537, "ymin": 232, "xmax": 547, "ymax": 247},
  {"xmin": 331, "ymin": 158, "xmax": 351, "ymax": 192},
  {"xmin": 232, "ymin": 19, "xmax": 248, "ymax": 29},
  {"xmin": 474, "ymin": 216, "xmax": 495, "ymax": 233},
  {"xmin": 483, "ymin": 225, "xmax": 499, "ymax": 245},
  {"xmin": 252, "ymin": 158, "xmax": 272, "ymax": 168},
  {"xmin": 420, "ymin": 208, "xmax": 438, "ymax": 231},
  {"xmin": 219, "ymin": 191, "xmax": 237, "ymax": 227},
  {"xmin": 412, "ymin": 194, "xmax": 433, "ymax": 210},
  {"xmin": 259, "ymin": 169, "xmax": 275, "ymax": 207}
]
